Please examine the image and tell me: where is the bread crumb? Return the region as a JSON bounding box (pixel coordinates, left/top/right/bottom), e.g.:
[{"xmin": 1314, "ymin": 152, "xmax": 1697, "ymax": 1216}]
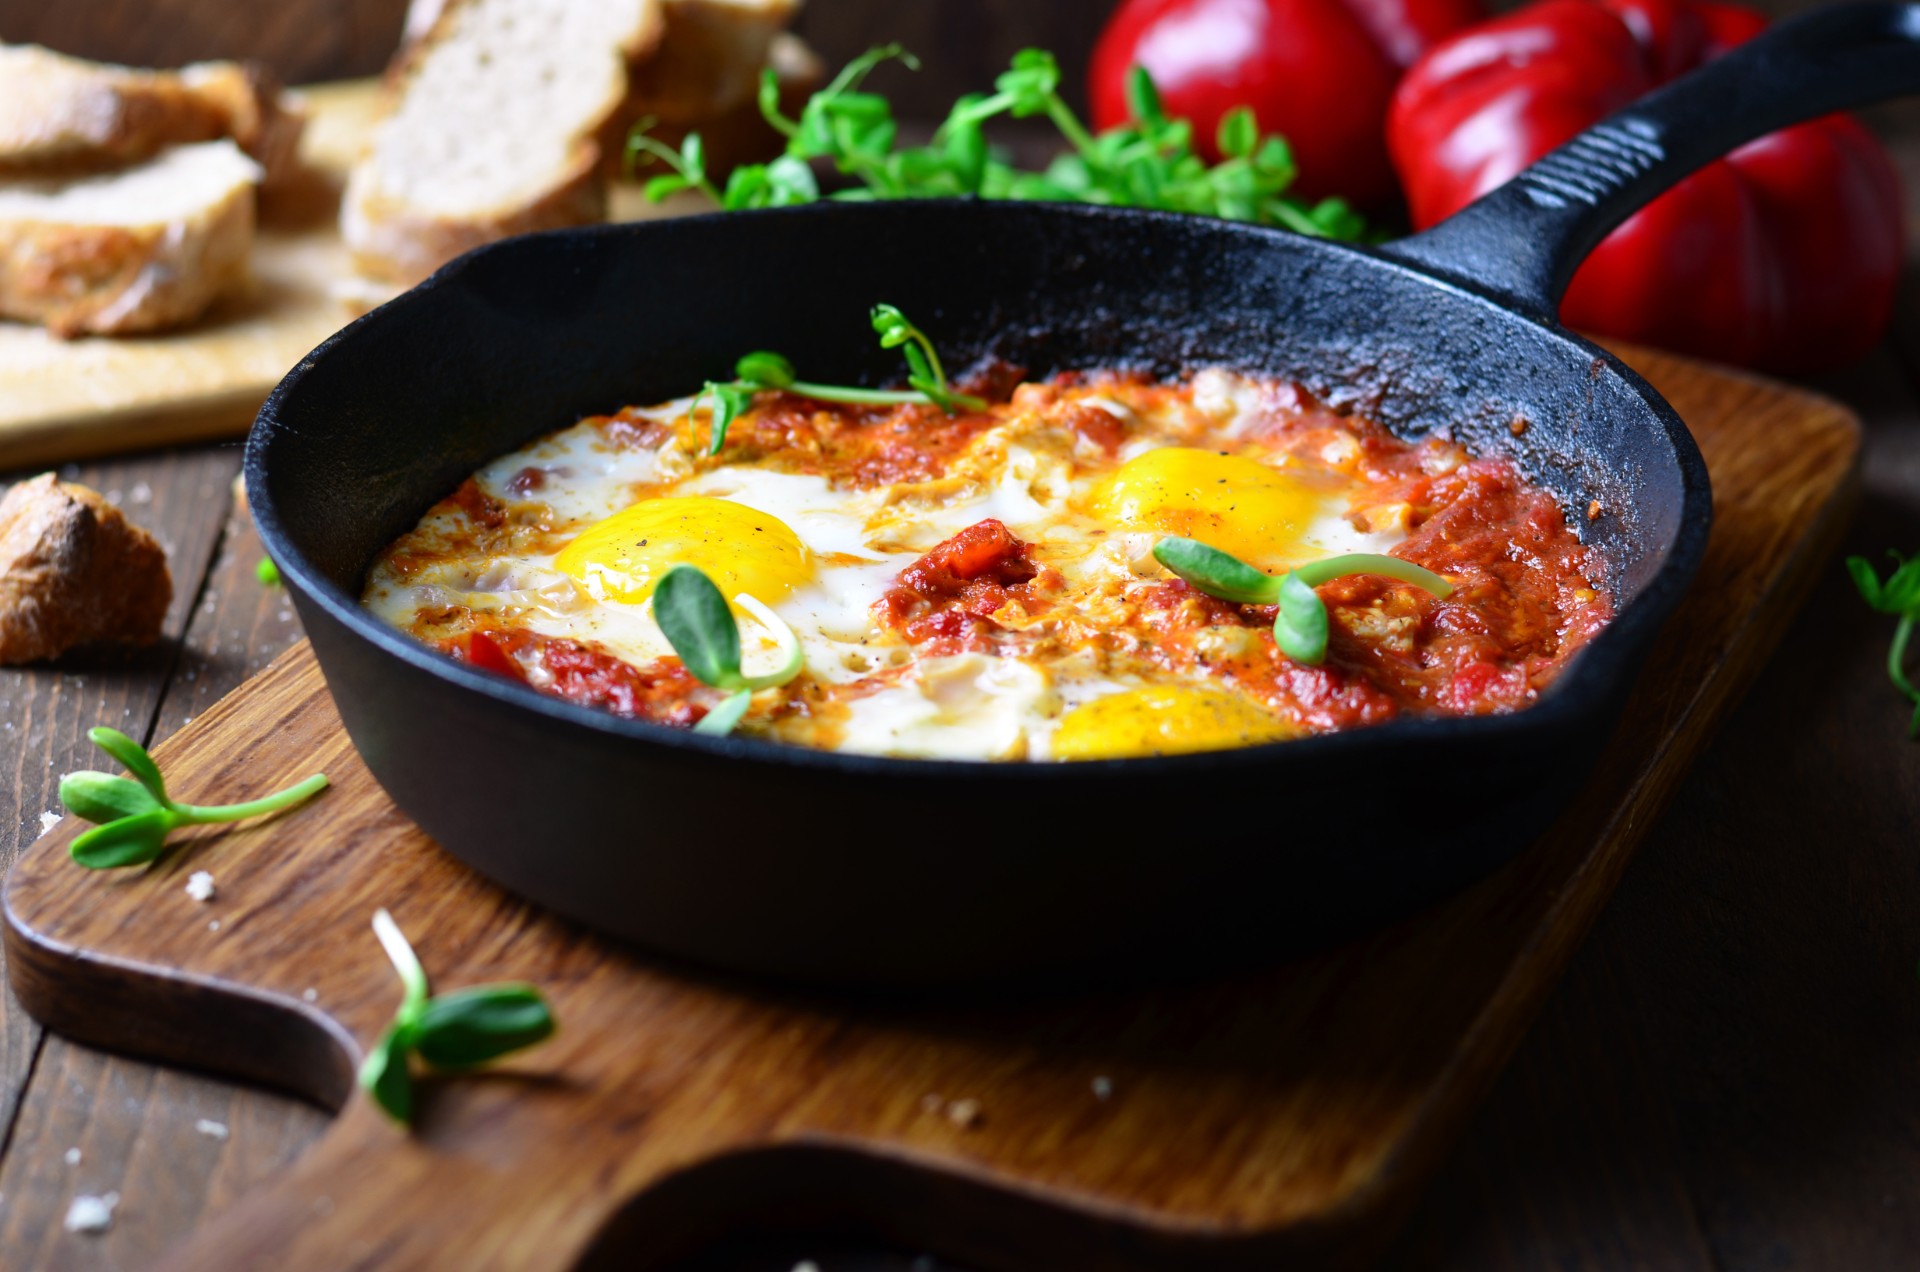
[
  {"xmin": 194, "ymin": 1118, "xmax": 229, "ymax": 1140},
  {"xmin": 207, "ymin": 919, "xmax": 221, "ymax": 932},
  {"xmin": 63, "ymin": 1146, "xmax": 80, "ymax": 1165},
  {"xmin": 1092, "ymin": 1076, "xmax": 1113, "ymax": 1101},
  {"xmin": 0, "ymin": 475, "xmax": 171, "ymax": 665},
  {"xmin": 1587, "ymin": 500, "xmax": 1603, "ymax": 521},
  {"xmin": 184, "ymin": 870, "xmax": 216, "ymax": 902},
  {"xmin": 63, "ymin": 1191, "xmax": 117, "ymax": 1234},
  {"xmin": 945, "ymin": 1098, "xmax": 983, "ymax": 1129},
  {"xmin": 1510, "ymin": 417, "xmax": 1529, "ymax": 436},
  {"xmin": 39, "ymin": 809, "xmax": 60, "ymax": 836}
]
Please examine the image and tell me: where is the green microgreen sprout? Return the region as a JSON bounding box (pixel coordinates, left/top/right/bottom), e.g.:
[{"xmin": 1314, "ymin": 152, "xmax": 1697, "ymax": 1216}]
[
  {"xmin": 1153, "ymin": 538, "xmax": 1454, "ymax": 666},
  {"xmin": 1847, "ymin": 551, "xmax": 1920, "ymax": 737},
  {"xmin": 255, "ymin": 556, "xmax": 281, "ymax": 587},
  {"xmin": 59, "ymin": 727, "xmax": 328, "ymax": 869},
  {"xmin": 689, "ymin": 304, "xmax": 985, "ymax": 454},
  {"xmin": 357, "ymin": 908, "xmax": 557, "ymax": 1126},
  {"xmin": 629, "ymin": 45, "xmax": 1366, "ymax": 240},
  {"xmin": 869, "ymin": 304, "xmax": 984, "ymax": 413},
  {"xmin": 651, "ymin": 564, "xmax": 806, "ymax": 736}
]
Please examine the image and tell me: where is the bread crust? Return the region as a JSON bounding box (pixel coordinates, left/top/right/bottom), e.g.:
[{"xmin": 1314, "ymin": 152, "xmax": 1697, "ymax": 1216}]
[
  {"xmin": 341, "ymin": 143, "xmax": 605, "ymax": 286},
  {"xmin": 0, "ymin": 473, "xmax": 172, "ymax": 665},
  {"xmin": 0, "ymin": 158, "xmax": 257, "ymax": 337},
  {"xmin": 0, "ymin": 44, "xmax": 308, "ymax": 191}
]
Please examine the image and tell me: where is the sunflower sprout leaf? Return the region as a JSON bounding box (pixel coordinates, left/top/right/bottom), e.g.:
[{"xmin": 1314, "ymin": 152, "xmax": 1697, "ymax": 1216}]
[
  {"xmin": 654, "ymin": 566, "xmax": 744, "ymax": 689},
  {"xmin": 694, "ymin": 689, "xmax": 755, "ymax": 737},
  {"xmin": 69, "ymin": 810, "xmax": 173, "ymax": 870},
  {"xmin": 1275, "ymin": 573, "xmax": 1333, "ymax": 666},
  {"xmin": 358, "ymin": 1023, "xmax": 415, "ymax": 1124},
  {"xmin": 62, "ymin": 730, "xmax": 326, "ymax": 870},
  {"xmin": 59, "ymin": 772, "xmax": 163, "ymax": 824},
  {"xmin": 1151, "ymin": 538, "xmax": 1285, "ymax": 605},
  {"xmin": 414, "ymin": 986, "xmax": 557, "ymax": 1070},
  {"xmin": 358, "ymin": 913, "xmax": 556, "ymax": 1127},
  {"xmin": 1851, "ymin": 553, "xmax": 1920, "ymax": 738},
  {"xmin": 88, "ymin": 727, "xmax": 168, "ymax": 801}
]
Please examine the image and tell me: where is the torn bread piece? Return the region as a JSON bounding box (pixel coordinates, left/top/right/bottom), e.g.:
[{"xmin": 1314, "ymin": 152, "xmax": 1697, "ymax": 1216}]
[
  {"xmin": 0, "ymin": 139, "xmax": 260, "ymax": 337},
  {"xmin": 0, "ymin": 43, "xmax": 307, "ymax": 190},
  {"xmin": 0, "ymin": 474, "xmax": 172, "ymax": 665},
  {"xmin": 343, "ymin": 0, "xmax": 668, "ymax": 285}
]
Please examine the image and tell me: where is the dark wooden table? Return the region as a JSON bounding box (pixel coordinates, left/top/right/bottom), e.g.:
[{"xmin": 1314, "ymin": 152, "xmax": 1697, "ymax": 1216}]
[{"xmin": 4, "ymin": 1, "xmax": 1920, "ymax": 1268}]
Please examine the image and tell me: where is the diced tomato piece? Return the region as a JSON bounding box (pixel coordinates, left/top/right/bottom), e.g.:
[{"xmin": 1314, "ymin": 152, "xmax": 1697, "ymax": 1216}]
[
  {"xmin": 907, "ymin": 519, "xmax": 1037, "ymax": 589},
  {"xmin": 446, "ymin": 630, "xmax": 527, "ymax": 682}
]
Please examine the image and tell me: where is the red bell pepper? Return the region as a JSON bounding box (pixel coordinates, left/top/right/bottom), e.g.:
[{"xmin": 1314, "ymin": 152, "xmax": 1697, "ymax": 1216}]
[
  {"xmin": 1089, "ymin": 0, "xmax": 1485, "ymax": 209},
  {"xmin": 1388, "ymin": 0, "xmax": 1905, "ymax": 372}
]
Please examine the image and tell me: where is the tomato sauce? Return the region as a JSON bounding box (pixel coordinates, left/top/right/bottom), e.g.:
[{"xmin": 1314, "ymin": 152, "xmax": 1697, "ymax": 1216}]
[
  {"xmin": 374, "ymin": 363, "xmax": 1614, "ymax": 750},
  {"xmin": 874, "ymin": 519, "xmax": 1052, "ymax": 655},
  {"xmin": 445, "ymin": 629, "xmax": 709, "ymax": 727}
]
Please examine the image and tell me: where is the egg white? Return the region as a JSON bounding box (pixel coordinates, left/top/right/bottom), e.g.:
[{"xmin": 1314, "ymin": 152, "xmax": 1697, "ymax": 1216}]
[{"xmin": 364, "ymin": 372, "xmax": 1413, "ymax": 759}]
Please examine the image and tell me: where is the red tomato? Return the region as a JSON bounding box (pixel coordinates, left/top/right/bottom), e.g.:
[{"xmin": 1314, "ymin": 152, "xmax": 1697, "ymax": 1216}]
[
  {"xmin": 1089, "ymin": 0, "xmax": 1486, "ymax": 208},
  {"xmin": 1389, "ymin": 0, "xmax": 1905, "ymax": 372}
]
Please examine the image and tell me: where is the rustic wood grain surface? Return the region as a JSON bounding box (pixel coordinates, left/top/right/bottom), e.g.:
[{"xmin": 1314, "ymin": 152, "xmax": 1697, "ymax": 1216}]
[{"xmin": 1, "ymin": 1, "xmax": 1918, "ymax": 1270}]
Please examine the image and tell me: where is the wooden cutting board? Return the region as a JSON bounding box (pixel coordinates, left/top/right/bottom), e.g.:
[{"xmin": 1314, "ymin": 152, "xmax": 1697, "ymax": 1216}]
[
  {"xmin": 0, "ymin": 83, "xmax": 378, "ymax": 470},
  {"xmin": 2, "ymin": 349, "xmax": 1861, "ymax": 1270},
  {"xmin": 0, "ymin": 81, "xmax": 697, "ymax": 471}
]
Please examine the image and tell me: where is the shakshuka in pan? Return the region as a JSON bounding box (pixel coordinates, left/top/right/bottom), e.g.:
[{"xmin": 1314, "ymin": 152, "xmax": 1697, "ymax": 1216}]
[{"xmin": 362, "ymin": 361, "xmax": 1610, "ymax": 761}]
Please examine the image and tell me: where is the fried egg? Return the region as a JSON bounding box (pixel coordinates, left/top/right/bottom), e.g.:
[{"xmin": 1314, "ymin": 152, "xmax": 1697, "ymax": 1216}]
[{"xmin": 363, "ymin": 368, "xmax": 1610, "ymax": 760}]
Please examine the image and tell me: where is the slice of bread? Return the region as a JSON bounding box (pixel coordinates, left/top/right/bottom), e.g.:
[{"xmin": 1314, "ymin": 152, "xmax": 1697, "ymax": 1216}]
[
  {"xmin": 621, "ymin": 28, "xmax": 822, "ymax": 183},
  {"xmin": 343, "ymin": 0, "xmax": 667, "ymax": 285},
  {"xmin": 623, "ymin": 0, "xmax": 800, "ymax": 138},
  {"xmin": 0, "ymin": 43, "xmax": 307, "ymax": 190},
  {"xmin": 402, "ymin": 0, "xmax": 796, "ymax": 126},
  {"xmin": 0, "ymin": 140, "xmax": 261, "ymax": 337}
]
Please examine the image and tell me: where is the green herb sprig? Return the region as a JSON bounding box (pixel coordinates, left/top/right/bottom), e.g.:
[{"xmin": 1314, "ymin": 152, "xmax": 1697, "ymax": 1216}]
[
  {"xmin": 652, "ymin": 564, "xmax": 806, "ymax": 736},
  {"xmin": 1153, "ymin": 538, "xmax": 1454, "ymax": 666},
  {"xmin": 1847, "ymin": 552, "xmax": 1920, "ymax": 737},
  {"xmin": 691, "ymin": 304, "xmax": 985, "ymax": 454},
  {"xmin": 59, "ymin": 727, "xmax": 328, "ymax": 869},
  {"xmin": 628, "ymin": 46, "xmax": 1365, "ymax": 240},
  {"xmin": 358, "ymin": 909, "xmax": 557, "ymax": 1125}
]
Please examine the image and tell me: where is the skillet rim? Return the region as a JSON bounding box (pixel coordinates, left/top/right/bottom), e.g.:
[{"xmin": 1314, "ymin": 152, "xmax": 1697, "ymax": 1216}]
[{"xmin": 246, "ymin": 200, "xmax": 1713, "ymax": 783}]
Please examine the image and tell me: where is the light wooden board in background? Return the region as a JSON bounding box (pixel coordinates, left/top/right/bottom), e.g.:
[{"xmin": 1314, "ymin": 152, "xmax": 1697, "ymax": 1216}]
[{"xmin": 0, "ymin": 83, "xmax": 384, "ymax": 469}]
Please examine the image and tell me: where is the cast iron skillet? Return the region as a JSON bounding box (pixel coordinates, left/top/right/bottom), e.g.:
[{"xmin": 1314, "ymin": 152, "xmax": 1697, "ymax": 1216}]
[{"xmin": 249, "ymin": 5, "xmax": 1920, "ymax": 985}]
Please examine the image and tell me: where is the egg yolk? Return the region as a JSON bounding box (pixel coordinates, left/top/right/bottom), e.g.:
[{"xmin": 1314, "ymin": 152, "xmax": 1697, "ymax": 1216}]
[
  {"xmin": 1088, "ymin": 447, "xmax": 1326, "ymax": 571},
  {"xmin": 1052, "ymin": 685, "xmax": 1301, "ymax": 760},
  {"xmin": 553, "ymin": 496, "xmax": 812, "ymax": 605}
]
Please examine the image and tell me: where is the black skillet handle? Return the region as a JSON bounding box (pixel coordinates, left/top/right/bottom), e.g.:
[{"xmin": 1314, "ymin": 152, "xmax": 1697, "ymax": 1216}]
[{"xmin": 1380, "ymin": 1, "xmax": 1920, "ymax": 320}]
